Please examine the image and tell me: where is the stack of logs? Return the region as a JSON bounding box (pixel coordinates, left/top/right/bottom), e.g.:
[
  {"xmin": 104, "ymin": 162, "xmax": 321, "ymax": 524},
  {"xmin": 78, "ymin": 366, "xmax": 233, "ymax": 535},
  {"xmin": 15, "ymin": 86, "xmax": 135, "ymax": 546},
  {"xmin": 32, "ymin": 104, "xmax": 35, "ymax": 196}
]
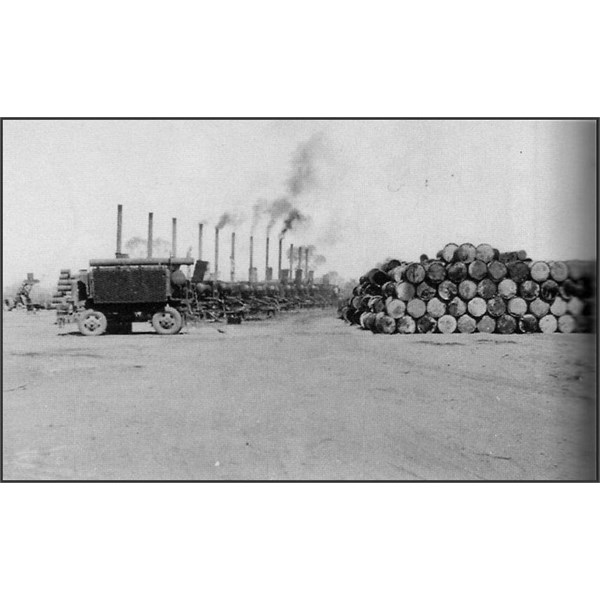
[
  {"xmin": 339, "ymin": 243, "xmax": 596, "ymax": 334},
  {"xmin": 51, "ymin": 269, "xmax": 75, "ymax": 309}
]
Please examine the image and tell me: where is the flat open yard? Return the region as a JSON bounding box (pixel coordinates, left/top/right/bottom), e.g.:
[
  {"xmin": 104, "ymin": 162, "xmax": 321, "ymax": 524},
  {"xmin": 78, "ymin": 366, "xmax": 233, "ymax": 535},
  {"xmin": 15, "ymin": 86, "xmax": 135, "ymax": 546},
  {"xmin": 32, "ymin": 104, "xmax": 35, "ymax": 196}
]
[{"xmin": 2, "ymin": 309, "xmax": 596, "ymax": 480}]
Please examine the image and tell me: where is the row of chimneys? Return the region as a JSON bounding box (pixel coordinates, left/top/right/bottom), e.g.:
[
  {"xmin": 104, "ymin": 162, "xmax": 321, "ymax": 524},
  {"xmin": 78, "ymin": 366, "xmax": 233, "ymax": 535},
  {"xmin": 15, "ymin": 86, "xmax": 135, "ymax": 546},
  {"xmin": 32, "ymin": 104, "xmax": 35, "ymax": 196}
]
[
  {"xmin": 116, "ymin": 204, "xmax": 314, "ymax": 282},
  {"xmin": 208, "ymin": 225, "xmax": 312, "ymax": 282}
]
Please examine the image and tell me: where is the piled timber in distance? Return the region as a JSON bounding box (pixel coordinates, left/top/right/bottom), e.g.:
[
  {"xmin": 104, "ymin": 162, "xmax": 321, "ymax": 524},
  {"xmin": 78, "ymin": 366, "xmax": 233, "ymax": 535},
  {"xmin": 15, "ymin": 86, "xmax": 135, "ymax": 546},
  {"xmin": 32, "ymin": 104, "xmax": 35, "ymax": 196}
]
[
  {"xmin": 51, "ymin": 269, "xmax": 75, "ymax": 309},
  {"xmin": 339, "ymin": 244, "xmax": 596, "ymax": 335}
]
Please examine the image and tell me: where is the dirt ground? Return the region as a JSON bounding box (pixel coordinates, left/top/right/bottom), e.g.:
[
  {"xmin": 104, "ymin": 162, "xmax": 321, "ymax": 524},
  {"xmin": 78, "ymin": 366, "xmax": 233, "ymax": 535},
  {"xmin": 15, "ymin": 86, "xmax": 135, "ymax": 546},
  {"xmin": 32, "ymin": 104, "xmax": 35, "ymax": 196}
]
[{"xmin": 2, "ymin": 309, "xmax": 597, "ymax": 480}]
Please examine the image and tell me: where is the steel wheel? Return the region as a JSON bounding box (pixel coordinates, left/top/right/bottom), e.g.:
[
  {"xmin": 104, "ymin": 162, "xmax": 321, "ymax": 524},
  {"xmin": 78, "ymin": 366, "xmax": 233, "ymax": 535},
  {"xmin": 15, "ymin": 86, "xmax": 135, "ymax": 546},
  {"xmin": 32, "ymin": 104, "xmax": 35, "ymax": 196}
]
[
  {"xmin": 78, "ymin": 309, "xmax": 108, "ymax": 336},
  {"xmin": 151, "ymin": 306, "xmax": 183, "ymax": 335}
]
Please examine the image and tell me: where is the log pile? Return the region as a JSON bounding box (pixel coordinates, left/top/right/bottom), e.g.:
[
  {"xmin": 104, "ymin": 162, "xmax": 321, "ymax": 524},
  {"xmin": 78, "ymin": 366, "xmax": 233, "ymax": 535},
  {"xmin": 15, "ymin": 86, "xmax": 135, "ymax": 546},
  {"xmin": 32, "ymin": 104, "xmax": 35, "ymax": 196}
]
[
  {"xmin": 52, "ymin": 269, "xmax": 75, "ymax": 309},
  {"xmin": 338, "ymin": 243, "xmax": 596, "ymax": 334}
]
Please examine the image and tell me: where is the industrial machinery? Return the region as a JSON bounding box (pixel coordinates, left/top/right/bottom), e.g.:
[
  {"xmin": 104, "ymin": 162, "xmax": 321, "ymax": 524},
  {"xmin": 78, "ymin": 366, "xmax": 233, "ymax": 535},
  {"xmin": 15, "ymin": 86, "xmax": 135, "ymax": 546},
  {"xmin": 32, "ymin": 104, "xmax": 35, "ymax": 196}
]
[
  {"xmin": 59, "ymin": 204, "xmax": 339, "ymax": 335},
  {"xmin": 75, "ymin": 257, "xmax": 195, "ymax": 335}
]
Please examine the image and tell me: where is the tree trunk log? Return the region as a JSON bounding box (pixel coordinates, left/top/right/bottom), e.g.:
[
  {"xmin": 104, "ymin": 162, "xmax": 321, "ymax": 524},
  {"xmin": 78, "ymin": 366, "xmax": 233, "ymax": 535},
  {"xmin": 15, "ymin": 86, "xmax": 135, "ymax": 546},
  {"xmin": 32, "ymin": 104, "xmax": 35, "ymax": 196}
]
[
  {"xmin": 397, "ymin": 315, "xmax": 416, "ymax": 334},
  {"xmin": 406, "ymin": 298, "xmax": 426, "ymax": 318},
  {"xmin": 447, "ymin": 262, "xmax": 468, "ymax": 283},
  {"xmin": 457, "ymin": 314, "xmax": 477, "ymax": 333},
  {"xmin": 437, "ymin": 314, "xmax": 457, "ymax": 334},
  {"xmin": 417, "ymin": 314, "xmax": 437, "ymax": 333},
  {"xmin": 487, "ymin": 260, "xmax": 508, "ymax": 282},
  {"xmin": 447, "ymin": 297, "xmax": 467, "ymax": 318},
  {"xmin": 438, "ymin": 280, "xmax": 458, "ymax": 301},
  {"xmin": 539, "ymin": 314, "xmax": 557, "ymax": 333},
  {"xmin": 458, "ymin": 279, "xmax": 477, "ymax": 300},
  {"xmin": 498, "ymin": 279, "xmax": 517, "ymax": 299},
  {"xmin": 395, "ymin": 282, "xmax": 415, "ymax": 302},
  {"xmin": 477, "ymin": 315, "xmax": 496, "ymax": 333},
  {"xmin": 427, "ymin": 297, "xmax": 446, "ymax": 318},
  {"xmin": 476, "ymin": 278, "xmax": 497, "ymax": 299},
  {"xmin": 467, "ymin": 297, "xmax": 487, "ymax": 317},
  {"xmin": 496, "ymin": 314, "xmax": 517, "ymax": 334},
  {"xmin": 475, "ymin": 243, "xmax": 495, "ymax": 263}
]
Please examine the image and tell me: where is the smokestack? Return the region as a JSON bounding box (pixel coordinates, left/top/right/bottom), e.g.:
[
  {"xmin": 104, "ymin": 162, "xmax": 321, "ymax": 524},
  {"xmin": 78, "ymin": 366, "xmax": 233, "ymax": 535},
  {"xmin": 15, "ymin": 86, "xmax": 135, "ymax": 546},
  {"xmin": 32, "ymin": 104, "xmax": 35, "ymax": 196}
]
[
  {"xmin": 249, "ymin": 235, "xmax": 254, "ymax": 281},
  {"xmin": 289, "ymin": 243, "xmax": 294, "ymax": 276},
  {"xmin": 198, "ymin": 223, "xmax": 203, "ymax": 260},
  {"xmin": 214, "ymin": 227, "xmax": 219, "ymax": 280},
  {"xmin": 147, "ymin": 212, "xmax": 153, "ymax": 258},
  {"xmin": 265, "ymin": 237, "xmax": 272, "ymax": 281},
  {"xmin": 278, "ymin": 238, "xmax": 283, "ymax": 280},
  {"xmin": 116, "ymin": 204, "xmax": 123, "ymax": 257},
  {"xmin": 172, "ymin": 218, "xmax": 177, "ymax": 256},
  {"xmin": 230, "ymin": 231, "xmax": 236, "ymax": 282},
  {"xmin": 304, "ymin": 247, "xmax": 309, "ymax": 280}
]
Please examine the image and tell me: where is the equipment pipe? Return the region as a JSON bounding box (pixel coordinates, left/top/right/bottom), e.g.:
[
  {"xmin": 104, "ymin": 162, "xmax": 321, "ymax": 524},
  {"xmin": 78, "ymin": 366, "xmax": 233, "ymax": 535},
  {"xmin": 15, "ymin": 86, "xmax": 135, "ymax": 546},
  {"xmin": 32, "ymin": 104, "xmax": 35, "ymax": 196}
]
[
  {"xmin": 198, "ymin": 223, "xmax": 203, "ymax": 260},
  {"xmin": 215, "ymin": 227, "xmax": 219, "ymax": 280},
  {"xmin": 278, "ymin": 238, "xmax": 282, "ymax": 280},
  {"xmin": 90, "ymin": 257, "xmax": 194, "ymax": 267},
  {"xmin": 116, "ymin": 204, "xmax": 123, "ymax": 257},
  {"xmin": 172, "ymin": 218, "xmax": 177, "ymax": 257},
  {"xmin": 231, "ymin": 231, "xmax": 236, "ymax": 282},
  {"xmin": 147, "ymin": 212, "xmax": 153, "ymax": 258},
  {"xmin": 305, "ymin": 247, "xmax": 309, "ymax": 279}
]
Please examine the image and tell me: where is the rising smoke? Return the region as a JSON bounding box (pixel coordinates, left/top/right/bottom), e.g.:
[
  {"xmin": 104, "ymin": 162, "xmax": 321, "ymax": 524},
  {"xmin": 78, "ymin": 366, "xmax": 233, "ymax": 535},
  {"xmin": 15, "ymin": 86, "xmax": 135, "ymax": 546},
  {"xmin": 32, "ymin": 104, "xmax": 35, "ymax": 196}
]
[
  {"xmin": 280, "ymin": 208, "xmax": 308, "ymax": 237},
  {"xmin": 216, "ymin": 211, "xmax": 242, "ymax": 230},
  {"xmin": 259, "ymin": 132, "xmax": 324, "ymax": 238},
  {"xmin": 287, "ymin": 132, "xmax": 323, "ymax": 197},
  {"xmin": 125, "ymin": 237, "xmax": 171, "ymax": 257},
  {"xmin": 286, "ymin": 243, "xmax": 327, "ymax": 270},
  {"xmin": 264, "ymin": 197, "xmax": 293, "ymax": 234},
  {"xmin": 250, "ymin": 198, "xmax": 268, "ymax": 234}
]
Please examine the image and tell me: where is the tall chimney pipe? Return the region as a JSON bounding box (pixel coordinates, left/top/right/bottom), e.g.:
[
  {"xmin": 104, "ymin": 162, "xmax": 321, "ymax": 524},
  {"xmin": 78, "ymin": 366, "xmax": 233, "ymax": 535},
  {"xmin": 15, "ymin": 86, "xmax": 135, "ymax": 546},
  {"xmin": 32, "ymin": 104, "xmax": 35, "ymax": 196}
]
[
  {"xmin": 249, "ymin": 235, "xmax": 254, "ymax": 270},
  {"xmin": 266, "ymin": 237, "xmax": 270, "ymax": 269},
  {"xmin": 297, "ymin": 245, "xmax": 303, "ymax": 282},
  {"xmin": 289, "ymin": 243, "xmax": 294, "ymax": 276},
  {"xmin": 147, "ymin": 212, "xmax": 153, "ymax": 258},
  {"xmin": 116, "ymin": 204, "xmax": 123, "ymax": 257},
  {"xmin": 230, "ymin": 231, "xmax": 236, "ymax": 282},
  {"xmin": 198, "ymin": 223, "xmax": 203, "ymax": 260},
  {"xmin": 266, "ymin": 237, "xmax": 270, "ymax": 277},
  {"xmin": 305, "ymin": 247, "xmax": 309, "ymax": 279},
  {"xmin": 172, "ymin": 218, "xmax": 177, "ymax": 257},
  {"xmin": 214, "ymin": 227, "xmax": 219, "ymax": 280},
  {"xmin": 278, "ymin": 238, "xmax": 282, "ymax": 280}
]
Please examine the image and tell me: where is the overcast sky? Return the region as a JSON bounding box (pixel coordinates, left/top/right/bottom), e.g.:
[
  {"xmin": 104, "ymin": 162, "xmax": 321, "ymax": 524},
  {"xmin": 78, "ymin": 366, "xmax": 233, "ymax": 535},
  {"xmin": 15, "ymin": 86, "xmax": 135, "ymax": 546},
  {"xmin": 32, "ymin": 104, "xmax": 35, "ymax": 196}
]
[{"xmin": 3, "ymin": 119, "xmax": 596, "ymax": 288}]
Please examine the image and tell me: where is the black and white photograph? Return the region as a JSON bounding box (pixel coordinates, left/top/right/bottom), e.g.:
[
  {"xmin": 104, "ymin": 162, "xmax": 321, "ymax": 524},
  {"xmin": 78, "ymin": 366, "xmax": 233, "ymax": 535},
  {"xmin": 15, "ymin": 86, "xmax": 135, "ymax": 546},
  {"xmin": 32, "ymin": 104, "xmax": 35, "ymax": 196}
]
[
  {"xmin": 2, "ymin": 118, "xmax": 596, "ymax": 481},
  {"xmin": 1, "ymin": 4, "xmax": 599, "ymax": 600}
]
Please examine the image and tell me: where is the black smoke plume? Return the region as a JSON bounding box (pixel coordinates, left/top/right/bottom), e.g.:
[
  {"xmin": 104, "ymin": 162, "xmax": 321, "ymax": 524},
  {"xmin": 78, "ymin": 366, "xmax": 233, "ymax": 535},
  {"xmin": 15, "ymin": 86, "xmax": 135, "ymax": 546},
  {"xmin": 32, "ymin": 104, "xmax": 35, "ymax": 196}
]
[
  {"xmin": 280, "ymin": 208, "xmax": 309, "ymax": 237},
  {"xmin": 265, "ymin": 197, "xmax": 294, "ymax": 234},
  {"xmin": 263, "ymin": 132, "xmax": 324, "ymax": 237},
  {"xmin": 216, "ymin": 211, "xmax": 242, "ymax": 230},
  {"xmin": 286, "ymin": 132, "xmax": 323, "ymax": 197}
]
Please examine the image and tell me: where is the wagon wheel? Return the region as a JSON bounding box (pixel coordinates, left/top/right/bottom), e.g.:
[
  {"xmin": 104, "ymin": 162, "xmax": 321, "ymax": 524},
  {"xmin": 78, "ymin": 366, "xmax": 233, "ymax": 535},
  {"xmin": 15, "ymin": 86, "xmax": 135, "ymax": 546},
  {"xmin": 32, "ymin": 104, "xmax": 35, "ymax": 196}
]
[
  {"xmin": 151, "ymin": 306, "xmax": 183, "ymax": 335},
  {"xmin": 78, "ymin": 309, "xmax": 108, "ymax": 336}
]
